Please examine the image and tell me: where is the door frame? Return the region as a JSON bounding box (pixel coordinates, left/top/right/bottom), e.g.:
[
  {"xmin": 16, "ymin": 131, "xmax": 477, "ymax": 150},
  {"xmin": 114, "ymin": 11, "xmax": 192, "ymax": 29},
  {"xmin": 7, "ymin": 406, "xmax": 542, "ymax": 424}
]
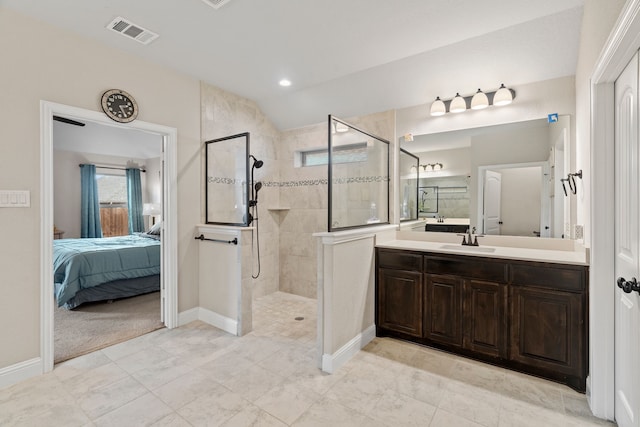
[
  {"xmin": 40, "ymin": 101, "xmax": 179, "ymax": 373},
  {"xmin": 477, "ymin": 161, "xmax": 549, "ymax": 236},
  {"xmin": 590, "ymin": 0, "xmax": 640, "ymax": 419}
]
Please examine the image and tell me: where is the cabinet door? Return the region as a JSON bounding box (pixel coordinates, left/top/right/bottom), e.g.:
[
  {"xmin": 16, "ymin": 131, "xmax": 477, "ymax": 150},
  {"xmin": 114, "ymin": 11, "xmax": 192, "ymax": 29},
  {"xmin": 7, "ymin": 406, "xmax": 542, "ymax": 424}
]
[
  {"xmin": 464, "ymin": 280, "xmax": 506, "ymax": 358},
  {"xmin": 510, "ymin": 286, "xmax": 583, "ymax": 377},
  {"xmin": 378, "ymin": 268, "xmax": 423, "ymax": 337},
  {"xmin": 425, "ymin": 274, "xmax": 463, "ymax": 346}
]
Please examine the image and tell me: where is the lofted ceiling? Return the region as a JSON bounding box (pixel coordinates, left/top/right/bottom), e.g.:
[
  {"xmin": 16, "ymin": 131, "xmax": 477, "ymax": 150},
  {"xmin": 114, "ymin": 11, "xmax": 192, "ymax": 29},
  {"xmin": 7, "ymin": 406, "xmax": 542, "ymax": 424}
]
[{"xmin": 2, "ymin": 0, "xmax": 585, "ymax": 130}]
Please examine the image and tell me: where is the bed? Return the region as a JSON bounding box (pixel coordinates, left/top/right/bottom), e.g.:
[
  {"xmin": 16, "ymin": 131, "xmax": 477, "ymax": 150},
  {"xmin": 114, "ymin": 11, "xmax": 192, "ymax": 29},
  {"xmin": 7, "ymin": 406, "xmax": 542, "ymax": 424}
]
[{"xmin": 53, "ymin": 233, "xmax": 161, "ymax": 309}]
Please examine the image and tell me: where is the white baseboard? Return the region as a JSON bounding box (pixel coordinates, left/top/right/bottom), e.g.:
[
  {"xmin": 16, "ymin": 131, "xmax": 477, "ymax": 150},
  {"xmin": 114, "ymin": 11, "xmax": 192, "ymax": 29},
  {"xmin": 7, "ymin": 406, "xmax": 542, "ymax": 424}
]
[
  {"xmin": 178, "ymin": 307, "xmax": 238, "ymax": 336},
  {"xmin": 0, "ymin": 358, "xmax": 42, "ymax": 390},
  {"xmin": 178, "ymin": 307, "xmax": 199, "ymax": 327},
  {"xmin": 198, "ymin": 308, "xmax": 238, "ymax": 336},
  {"xmin": 322, "ymin": 324, "xmax": 375, "ymax": 373}
]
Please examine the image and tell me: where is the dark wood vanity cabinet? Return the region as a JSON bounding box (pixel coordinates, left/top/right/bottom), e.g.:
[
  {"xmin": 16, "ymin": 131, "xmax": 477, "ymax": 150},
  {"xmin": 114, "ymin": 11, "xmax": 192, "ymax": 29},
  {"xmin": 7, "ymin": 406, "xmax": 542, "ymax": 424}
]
[
  {"xmin": 377, "ymin": 251, "xmax": 424, "ymax": 337},
  {"xmin": 463, "ymin": 279, "xmax": 506, "ymax": 358},
  {"xmin": 508, "ymin": 263, "xmax": 587, "ymax": 391},
  {"xmin": 378, "ymin": 268, "xmax": 424, "ymax": 337},
  {"xmin": 424, "ymin": 274, "xmax": 463, "ymax": 347},
  {"xmin": 375, "ymin": 248, "xmax": 588, "ymax": 392}
]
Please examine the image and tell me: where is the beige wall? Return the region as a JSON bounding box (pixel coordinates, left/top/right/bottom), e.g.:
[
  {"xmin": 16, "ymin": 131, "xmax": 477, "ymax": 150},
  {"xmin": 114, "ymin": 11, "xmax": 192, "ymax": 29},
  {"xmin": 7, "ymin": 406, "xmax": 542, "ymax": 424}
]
[
  {"xmin": 53, "ymin": 150, "xmax": 156, "ymax": 238},
  {"xmin": 497, "ymin": 167, "xmax": 543, "ymax": 237},
  {"xmin": 575, "ymin": 0, "xmax": 627, "ymax": 246},
  {"xmin": 200, "ymin": 83, "xmax": 282, "ymax": 299},
  {"xmin": 0, "ymin": 8, "xmax": 201, "ymax": 369}
]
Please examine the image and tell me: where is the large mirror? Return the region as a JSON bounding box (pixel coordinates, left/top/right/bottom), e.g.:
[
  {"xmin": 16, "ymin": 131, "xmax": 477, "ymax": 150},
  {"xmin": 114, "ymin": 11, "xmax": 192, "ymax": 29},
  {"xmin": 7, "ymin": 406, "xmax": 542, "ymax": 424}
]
[
  {"xmin": 400, "ymin": 116, "xmax": 572, "ymax": 238},
  {"xmin": 205, "ymin": 132, "xmax": 250, "ymax": 226}
]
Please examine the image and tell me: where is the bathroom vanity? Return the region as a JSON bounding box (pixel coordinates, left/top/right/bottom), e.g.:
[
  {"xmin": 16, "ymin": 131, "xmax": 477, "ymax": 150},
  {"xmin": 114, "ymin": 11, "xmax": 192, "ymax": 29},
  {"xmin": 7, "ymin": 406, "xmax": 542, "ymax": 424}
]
[{"xmin": 375, "ymin": 241, "xmax": 588, "ymax": 392}]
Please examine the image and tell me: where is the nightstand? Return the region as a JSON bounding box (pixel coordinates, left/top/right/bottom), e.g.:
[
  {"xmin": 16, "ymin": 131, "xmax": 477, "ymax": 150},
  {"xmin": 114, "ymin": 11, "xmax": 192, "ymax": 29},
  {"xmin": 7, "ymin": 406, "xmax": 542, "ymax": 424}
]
[{"xmin": 54, "ymin": 230, "xmax": 65, "ymax": 239}]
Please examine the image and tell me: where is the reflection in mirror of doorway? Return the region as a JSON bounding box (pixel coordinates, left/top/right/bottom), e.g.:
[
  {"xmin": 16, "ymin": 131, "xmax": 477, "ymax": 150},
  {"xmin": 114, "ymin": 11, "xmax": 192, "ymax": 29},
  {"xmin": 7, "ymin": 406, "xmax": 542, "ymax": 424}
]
[{"xmin": 400, "ymin": 116, "xmax": 571, "ymax": 239}]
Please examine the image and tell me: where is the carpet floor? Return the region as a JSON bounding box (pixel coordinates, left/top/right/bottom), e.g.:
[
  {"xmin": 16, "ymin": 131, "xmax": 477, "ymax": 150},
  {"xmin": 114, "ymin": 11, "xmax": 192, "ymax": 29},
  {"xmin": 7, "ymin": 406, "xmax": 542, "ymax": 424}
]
[{"xmin": 54, "ymin": 291, "xmax": 164, "ymax": 364}]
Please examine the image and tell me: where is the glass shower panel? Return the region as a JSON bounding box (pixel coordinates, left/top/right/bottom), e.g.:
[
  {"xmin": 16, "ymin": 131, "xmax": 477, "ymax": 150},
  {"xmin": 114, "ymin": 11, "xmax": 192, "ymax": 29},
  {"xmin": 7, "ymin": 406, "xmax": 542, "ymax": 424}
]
[
  {"xmin": 329, "ymin": 117, "xmax": 389, "ymax": 231},
  {"xmin": 205, "ymin": 133, "xmax": 250, "ymax": 226},
  {"xmin": 400, "ymin": 148, "xmax": 419, "ymax": 221}
]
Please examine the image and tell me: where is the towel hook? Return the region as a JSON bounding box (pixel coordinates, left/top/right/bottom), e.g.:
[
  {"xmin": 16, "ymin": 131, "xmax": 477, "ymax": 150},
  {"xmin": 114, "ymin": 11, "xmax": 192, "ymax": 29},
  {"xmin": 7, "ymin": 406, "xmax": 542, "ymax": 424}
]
[{"xmin": 561, "ymin": 170, "xmax": 582, "ymax": 196}]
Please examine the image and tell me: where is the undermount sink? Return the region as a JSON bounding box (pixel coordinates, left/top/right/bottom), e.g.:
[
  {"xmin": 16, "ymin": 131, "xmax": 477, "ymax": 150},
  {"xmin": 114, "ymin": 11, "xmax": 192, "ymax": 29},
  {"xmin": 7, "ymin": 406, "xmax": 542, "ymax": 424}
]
[{"xmin": 439, "ymin": 244, "xmax": 496, "ymax": 253}]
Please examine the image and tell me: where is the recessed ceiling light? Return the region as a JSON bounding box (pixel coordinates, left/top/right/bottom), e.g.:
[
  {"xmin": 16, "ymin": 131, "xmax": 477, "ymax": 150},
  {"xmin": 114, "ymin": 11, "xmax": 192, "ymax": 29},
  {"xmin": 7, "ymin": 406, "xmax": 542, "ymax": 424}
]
[{"xmin": 279, "ymin": 79, "xmax": 292, "ymax": 87}]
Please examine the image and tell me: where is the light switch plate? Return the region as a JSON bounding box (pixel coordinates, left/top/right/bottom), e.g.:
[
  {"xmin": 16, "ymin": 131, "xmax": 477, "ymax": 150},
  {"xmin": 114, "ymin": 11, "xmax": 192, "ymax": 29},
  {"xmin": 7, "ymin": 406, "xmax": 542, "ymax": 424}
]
[{"xmin": 0, "ymin": 190, "xmax": 30, "ymax": 207}]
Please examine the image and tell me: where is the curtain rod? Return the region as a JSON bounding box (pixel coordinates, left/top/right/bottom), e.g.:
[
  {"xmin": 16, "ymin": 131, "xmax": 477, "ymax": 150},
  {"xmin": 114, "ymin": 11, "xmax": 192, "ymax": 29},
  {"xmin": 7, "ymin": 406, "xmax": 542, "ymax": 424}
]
[{"xmin": 78, "ymin": 164, "xmax": 146, "ymax": 172}]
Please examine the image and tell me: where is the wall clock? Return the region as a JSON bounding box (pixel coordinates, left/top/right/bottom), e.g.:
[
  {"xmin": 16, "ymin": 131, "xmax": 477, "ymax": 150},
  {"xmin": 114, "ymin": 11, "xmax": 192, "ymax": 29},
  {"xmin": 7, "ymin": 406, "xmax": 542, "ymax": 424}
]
[{"xmin": 101, "ymin": 89, "xmax": 138, "ymax": 123}]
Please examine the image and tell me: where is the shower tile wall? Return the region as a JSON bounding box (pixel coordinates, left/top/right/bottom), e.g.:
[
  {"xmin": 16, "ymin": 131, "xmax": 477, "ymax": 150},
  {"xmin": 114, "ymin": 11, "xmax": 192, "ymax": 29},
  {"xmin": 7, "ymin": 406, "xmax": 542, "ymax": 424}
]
[
  {"xmin": 278, "ymin": 111, "xmax": 396, "ymax": 298},
  {"xmin": 201, "ymin": 80, "xmax": 396, "ymax": 301},
  {"xmin": 201, "ymin": 82, "xmax": 281, "ymax": 299}
]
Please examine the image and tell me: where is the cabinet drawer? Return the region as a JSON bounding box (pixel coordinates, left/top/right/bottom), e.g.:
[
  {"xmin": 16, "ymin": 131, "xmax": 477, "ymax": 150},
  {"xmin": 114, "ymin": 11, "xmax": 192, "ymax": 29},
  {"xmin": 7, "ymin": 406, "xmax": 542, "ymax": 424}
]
[
  {"xmin": 377, "ymin": 249, "xmax": 423, "ymax": 271},
  {"xmin": 510, "ymin": 263, "xmax": 586, "ymax": 292},
  {"xmin": 425, "ymin": 255, "xmax": 507, "ymax": 283}
]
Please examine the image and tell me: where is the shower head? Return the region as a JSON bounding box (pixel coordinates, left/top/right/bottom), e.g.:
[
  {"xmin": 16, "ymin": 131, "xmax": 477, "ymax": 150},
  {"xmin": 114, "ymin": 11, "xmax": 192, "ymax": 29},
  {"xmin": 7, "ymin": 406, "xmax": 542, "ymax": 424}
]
[
  {"xmin": 254, "ymin": 182, "xmax": 262, "ymax": 192},
  {"xmin": 250, "ymin": 155, "xmax": 264, "ymax": 169}
]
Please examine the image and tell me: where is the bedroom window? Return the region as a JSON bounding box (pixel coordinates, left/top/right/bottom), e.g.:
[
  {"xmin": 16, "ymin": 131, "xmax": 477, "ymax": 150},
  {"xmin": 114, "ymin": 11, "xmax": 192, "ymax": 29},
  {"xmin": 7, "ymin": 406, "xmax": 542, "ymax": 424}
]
[{"xmin": 96, "ymin": 174, "xmax": 129, "ymax": 237}]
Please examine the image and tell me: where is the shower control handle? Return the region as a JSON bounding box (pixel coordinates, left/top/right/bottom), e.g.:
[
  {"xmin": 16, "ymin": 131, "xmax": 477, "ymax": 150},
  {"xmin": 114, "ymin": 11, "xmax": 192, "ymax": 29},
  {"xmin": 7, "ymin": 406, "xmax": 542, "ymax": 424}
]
[{"xmin": 617, "ymin": 276, "xmax": 640, "ymax": 294}]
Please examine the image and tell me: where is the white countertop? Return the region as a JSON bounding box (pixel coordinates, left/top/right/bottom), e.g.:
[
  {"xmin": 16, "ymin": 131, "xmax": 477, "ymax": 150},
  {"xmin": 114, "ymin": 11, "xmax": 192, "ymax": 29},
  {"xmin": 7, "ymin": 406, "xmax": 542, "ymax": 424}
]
[{"xmin": 376, "ymin": 239, "xmax": 588, "ymax": 266}]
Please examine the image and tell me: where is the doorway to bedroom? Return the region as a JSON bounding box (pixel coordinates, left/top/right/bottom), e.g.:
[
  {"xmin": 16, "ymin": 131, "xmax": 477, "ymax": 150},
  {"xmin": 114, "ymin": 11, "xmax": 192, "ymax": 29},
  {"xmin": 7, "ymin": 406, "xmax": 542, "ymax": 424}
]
[
  {"xmin": 52, "ymin": 118, "xmax": 164, "ymax": 363},
  {"xmin": 41, "ymin": 101, "xmax": 179, "ymax": 372}
]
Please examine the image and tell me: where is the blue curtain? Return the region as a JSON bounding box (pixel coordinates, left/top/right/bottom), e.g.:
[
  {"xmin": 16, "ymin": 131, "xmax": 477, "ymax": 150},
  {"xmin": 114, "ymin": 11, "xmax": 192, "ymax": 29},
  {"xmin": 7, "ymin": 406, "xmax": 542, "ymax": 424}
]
[
  {"xmin": 126, "ymin": 168, "xmax": 144, "ymax": 234},
  {"xmin": 80, "ymin": 164, "xmax": 103, "ymax": 238}
]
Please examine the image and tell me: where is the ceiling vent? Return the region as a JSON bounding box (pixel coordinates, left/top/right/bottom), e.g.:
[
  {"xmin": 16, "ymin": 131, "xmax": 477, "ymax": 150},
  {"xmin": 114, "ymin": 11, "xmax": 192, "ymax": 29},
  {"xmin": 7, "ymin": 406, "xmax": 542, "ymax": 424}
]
[
  {"xmin": 106, "ymin": 17, "xmax": 159, "ymax": 45},
  {"xmin": 201, "ymin": 0, "xmax": 232, "ymax": 10}
]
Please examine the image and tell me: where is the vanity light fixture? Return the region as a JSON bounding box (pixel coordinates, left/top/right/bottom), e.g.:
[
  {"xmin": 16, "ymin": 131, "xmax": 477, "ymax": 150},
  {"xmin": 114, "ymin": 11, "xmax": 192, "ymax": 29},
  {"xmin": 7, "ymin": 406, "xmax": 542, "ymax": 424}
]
[
  {"xmin": 421, "ymin": 163, "xmax": 443, "ymax": 172},
  {"xmin": 430, "ymin": 84, "xmax": 516, "ymax": 116}
]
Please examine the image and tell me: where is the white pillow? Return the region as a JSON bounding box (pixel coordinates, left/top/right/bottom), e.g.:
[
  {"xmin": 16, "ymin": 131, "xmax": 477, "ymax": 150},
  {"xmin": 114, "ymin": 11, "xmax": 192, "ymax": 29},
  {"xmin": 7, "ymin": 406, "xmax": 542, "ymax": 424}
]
[{"xmin": 147, "ymin": 221, "xmax": 162, "ymax": 235}]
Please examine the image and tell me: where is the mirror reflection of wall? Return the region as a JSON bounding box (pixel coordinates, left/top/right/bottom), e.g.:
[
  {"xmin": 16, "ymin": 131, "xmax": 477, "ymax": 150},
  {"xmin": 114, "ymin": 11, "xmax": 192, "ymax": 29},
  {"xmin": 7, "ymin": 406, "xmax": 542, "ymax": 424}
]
[
  {"xmin": 419, "ymin": 175, "xmax": 469, "ymax": 218},
  {"xmin": 400, "ymin": 115, "xmax": 572, "ymax": 239}
]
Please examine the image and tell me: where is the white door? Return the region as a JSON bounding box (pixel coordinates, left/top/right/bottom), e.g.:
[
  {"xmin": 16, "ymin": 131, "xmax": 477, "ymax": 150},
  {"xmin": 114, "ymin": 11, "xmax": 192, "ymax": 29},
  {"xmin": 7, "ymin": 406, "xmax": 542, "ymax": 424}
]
[
  {"xmin": 483, "ymin": 170, "xmax": 502, "ymax": 235},
  {"xmin": 614, "ymin": 51, "xmax": 640, "ymax": 427}
]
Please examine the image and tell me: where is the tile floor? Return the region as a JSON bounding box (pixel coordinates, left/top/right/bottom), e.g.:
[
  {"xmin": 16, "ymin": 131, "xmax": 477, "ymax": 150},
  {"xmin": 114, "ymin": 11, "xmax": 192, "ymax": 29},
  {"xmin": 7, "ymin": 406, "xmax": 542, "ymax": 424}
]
[{"xmin": 1, "ymin": 292, "xmax": 615, "ymax": 426}]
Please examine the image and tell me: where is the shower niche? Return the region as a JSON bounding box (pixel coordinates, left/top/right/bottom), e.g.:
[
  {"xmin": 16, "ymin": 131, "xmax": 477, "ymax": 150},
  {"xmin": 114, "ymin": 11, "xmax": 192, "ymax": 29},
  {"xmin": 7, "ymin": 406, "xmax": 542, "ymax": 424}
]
[{"xmin": 205, "ymin": 132, "xmax": 252, "ymax": 226}]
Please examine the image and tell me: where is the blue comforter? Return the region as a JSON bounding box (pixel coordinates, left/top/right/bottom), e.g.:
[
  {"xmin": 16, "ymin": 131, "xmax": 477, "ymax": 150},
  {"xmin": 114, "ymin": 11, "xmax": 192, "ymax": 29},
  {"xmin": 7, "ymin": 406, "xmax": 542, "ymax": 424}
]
[{"xmin": 53, "ymin": 235, "xmax": 161, "ymax": 307}]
